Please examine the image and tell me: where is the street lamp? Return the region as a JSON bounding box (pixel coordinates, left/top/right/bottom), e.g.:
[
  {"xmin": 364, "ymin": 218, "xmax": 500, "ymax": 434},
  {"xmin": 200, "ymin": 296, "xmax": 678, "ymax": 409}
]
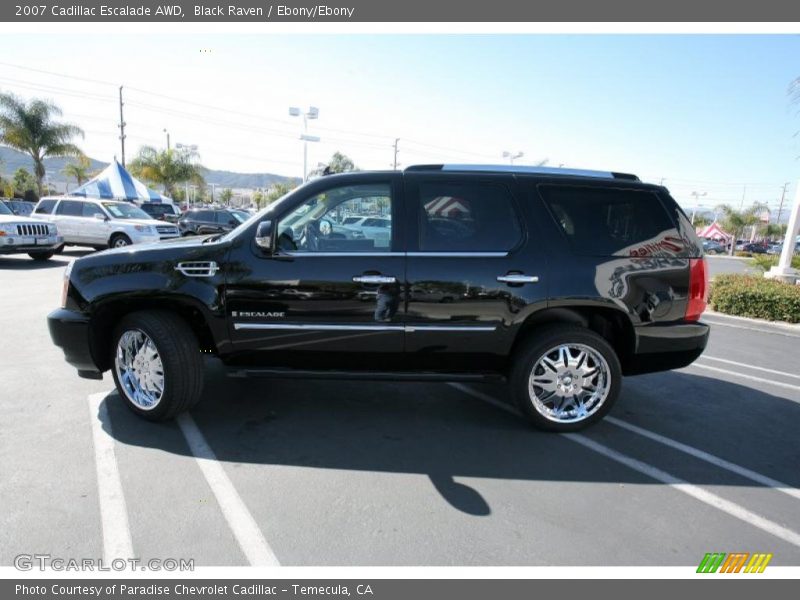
[
  {"xmin": 690, "ymin": 191, "xmax": 707, "ymax": 225},
  {"xmin": 502, "ymin": 150, "xmax": 523, "ymax": 164},
  {"xmin": 290, "ymin": 106, "xmax": 320, "ymax": 182}
]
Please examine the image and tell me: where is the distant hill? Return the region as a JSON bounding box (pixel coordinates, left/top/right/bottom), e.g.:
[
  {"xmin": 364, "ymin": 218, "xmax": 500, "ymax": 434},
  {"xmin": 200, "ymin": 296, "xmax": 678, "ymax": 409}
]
[{"xmin": 0, "ymin": 146, "xmax": 298, "ymax": 191}]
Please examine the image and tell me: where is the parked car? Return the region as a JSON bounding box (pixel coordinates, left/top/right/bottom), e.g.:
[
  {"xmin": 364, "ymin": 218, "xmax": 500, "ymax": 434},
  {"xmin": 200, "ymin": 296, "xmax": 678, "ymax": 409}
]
[
  {"xmin": 47, "ymin": 165, "xmax": 709, "ymax": 432},
  {"xmin": 0, "ymin": 199, "xmax": 62, "ymax": 261},
  {"xmin": 32, "ymin": 196, "xmax": 179, "ymax": 249},
  {"xmin": 702, "ymin": 239, "xmax": 726, "ymax": 254},
  {"xmin": 137, "ymin": 201, "xmax": 182, "ymax": 223},
  {"xmin": 741, "ymin": 242, "xmax": 768, "ymax": 254},
  {"xmin": 766, "ymin": 243, "xmax": 782, "ymax": 255},
  {"xmin": 341, "ymin": 215, "xmax": 392, "ymax": 249},
  {"xmin": 178, "ymin": 208, "xmax": 250, "ymax": 236},
  {"xmin": 1, "ymin": 199, "xmax": 35, "ymax": 217}
]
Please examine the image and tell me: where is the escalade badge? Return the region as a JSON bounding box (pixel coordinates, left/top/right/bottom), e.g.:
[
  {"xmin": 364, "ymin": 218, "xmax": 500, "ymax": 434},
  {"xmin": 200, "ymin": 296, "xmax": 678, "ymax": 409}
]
[{"xmin": 232, "ymin": 311, "xmax": 285, "ymax": 318}]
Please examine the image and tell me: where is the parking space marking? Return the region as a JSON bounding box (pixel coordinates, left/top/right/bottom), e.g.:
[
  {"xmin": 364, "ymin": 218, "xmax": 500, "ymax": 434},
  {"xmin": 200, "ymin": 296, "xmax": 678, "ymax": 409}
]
[
  {"xmin": 176, "ymin": 413, "xmax": 280, "ymax": 566},
  {"xmin": 605, "ymin": 417, "xmax": 800, "ymax": 501},
  {"xmin": 699, "ymin": 356, "xmax": 800, "ymax": 381},
  {"xmin": 451, "ymin": 384, "xmax": 800, "ymax": 548},
  {"xmin": 685, "ymin": 363, "xmax": 800, "ymax": 394},
  {"xmin": 704, "ymin": 318, "xmax": 800, "ymax": 339},
  {"xmin": 563, "ymin": 434, "xmax": 800, "ymax": 548},
  {"xmin": 88, "ymin": 393, "xmax": 134, "ymax": 562}
]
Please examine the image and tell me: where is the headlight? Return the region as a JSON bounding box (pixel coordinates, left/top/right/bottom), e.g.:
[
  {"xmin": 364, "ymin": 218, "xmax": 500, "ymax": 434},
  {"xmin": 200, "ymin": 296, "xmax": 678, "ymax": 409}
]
[
  {"xmin": 134, "ymin": 225, "xmax": 153, "ymax": 233},
  {"xmin": 0, "ymin": 224, "xmax": 15, "ymax": 236}
]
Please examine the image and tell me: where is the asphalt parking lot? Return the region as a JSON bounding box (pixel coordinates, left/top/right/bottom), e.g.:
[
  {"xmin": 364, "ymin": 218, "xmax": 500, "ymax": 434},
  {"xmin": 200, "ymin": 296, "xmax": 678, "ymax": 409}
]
[{"xmin": 1, "ymin": 251, "xmax": 799, "ymax": 567}]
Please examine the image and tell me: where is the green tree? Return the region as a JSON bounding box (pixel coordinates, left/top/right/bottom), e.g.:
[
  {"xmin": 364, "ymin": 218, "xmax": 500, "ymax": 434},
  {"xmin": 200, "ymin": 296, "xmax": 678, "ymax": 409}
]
[
  {"xmin": 266, "ymin": 181, "xmax": 298, "ymax": 204},
  {"xmin": 219, "ymin": 188, "xmax": 233, "ymax": 206},
  {"xmin": 252, "ymin": 189, "xmax": 265, "ymax": 209},
  {"xmin": 128, "ymin": 145, "xmax": 205, "ymax": 198},
  {"xmin": 62, "ymin": 154, "xmax": 92, "ymax": 188},
  {"xmin": 12, "ymin": 167, "xmax": 37, "ymax": 197},
  {"xmin": 716, "ymin": 203, "xmax": 764, "ymax": 255},
  {"xmin": 0, "ymin": 92, "xmax": 84, "ymax": 195},
  {"xmin": 309, "ymin": 152, "xmax": 358, "ymax": 178}
]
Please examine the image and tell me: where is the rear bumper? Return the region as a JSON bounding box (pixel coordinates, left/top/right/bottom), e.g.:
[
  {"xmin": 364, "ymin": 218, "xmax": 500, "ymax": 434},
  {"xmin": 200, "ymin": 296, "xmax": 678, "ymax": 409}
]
[
  {"xmin": 47, "ymin": 308, "xmax": 103, "ymax": 379},
  {"xmin": 625, "ymin": 321, "xmax": 709, "ymax": 376}
]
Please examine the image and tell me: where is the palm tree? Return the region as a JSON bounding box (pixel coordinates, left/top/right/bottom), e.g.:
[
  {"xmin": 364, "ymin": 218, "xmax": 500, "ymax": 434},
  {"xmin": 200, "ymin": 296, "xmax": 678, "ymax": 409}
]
[
  {"xmin": 716, "ymin": 204, "xmax": 763, "ymax": 254},
  {"xmin": 128, "ymin": 145, "xmax": 205, "ymax": 198},
  {"xmin": 0, "ymin": 93, "xmax": 84, "ymax": 195},
  {"xmin": 62, "ymin": 155, "xmax": 92, "ymax": 189}
]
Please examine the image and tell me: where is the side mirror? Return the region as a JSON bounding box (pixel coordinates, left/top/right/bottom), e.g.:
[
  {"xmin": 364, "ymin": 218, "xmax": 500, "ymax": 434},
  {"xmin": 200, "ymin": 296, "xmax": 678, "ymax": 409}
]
[
  {"xmin": 255, "ymin": 220, "xmax": 274, "ymax": 251},
  {"xmin": 93, "ymin": 213, "xmax": 107, "ymax": 221}
]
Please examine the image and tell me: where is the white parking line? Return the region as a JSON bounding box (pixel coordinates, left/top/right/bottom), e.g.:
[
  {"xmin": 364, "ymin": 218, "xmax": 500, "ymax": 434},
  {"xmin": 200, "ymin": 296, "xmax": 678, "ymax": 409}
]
[
  {"xmin": 450, "ymin": 384, "xmax": 800, "ymax": 548},
  {"xmin": 176, "ymin": 413, "xmax": 280, "ymax": 566},
  {"xmin": 704, "ymin": 317, "xmax": 800, "ymax": 339},
  {"xmin": 564, "ymin": 433, "xmax": 800, "ymax": 548},
  {"xmin": 699, "ymin": 356, "xmax": 800, "ymax": 381},
  {"xmin": 87, "ymin": 393, "xmax": 134, "ymax": 562},
  {"xmin": 604, "ymin": 417, "xmax": 800, "ymax": 501},
  {"xmin": 686, "ymin": 363, "xmax": 800, "ymax": 394}
]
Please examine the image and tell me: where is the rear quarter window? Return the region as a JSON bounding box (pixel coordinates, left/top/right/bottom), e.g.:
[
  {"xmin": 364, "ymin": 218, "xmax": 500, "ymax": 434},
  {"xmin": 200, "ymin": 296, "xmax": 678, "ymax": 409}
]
[
  {"xmin": 538, "ymin": 185, "xmax": 679, "ymax": 256},
  {"xmin": 35, "ymin": 199, "xmax": 57, "ymax": 214}
]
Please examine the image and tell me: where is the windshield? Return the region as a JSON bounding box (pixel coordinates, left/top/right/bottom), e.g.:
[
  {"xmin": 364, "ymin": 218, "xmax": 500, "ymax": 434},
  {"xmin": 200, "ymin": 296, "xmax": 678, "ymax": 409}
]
[
  {"xmin": 0, "ymin": 201, "xmax": 12, "ymax": 216},
  {"xmin": 218, "ymin": 189, "xmax": 298, "ymax": 243},
  {"xmin": 102, "ymin": 202, "xmax": 152, "ymax": 220},
  {"xmin": 231, "ymin": 210, "xmax": 249, "ymax": 223}
]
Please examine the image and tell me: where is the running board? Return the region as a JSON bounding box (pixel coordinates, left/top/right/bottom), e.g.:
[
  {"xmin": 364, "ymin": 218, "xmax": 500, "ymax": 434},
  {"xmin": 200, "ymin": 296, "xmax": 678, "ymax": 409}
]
[{"xmin": 227, "ymin": 368, "xmax": 506, "ymax": 383}]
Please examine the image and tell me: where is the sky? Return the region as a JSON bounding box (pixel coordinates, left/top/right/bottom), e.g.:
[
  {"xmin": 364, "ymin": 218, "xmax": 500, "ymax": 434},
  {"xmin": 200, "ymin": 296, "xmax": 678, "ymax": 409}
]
[{"xmin": 1, "ymin": 34, "xmax": 800, "ymax": 211}]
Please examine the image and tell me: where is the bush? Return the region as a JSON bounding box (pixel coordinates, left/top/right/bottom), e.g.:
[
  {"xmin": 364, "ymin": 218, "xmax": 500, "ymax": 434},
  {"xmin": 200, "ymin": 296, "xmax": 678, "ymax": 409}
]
[
  {"xmin": 748, "ymin": 254, "xmax": 800, "ymax": 272},
  {"xmin": 709, "ymin": 275, "xmax": 800, "ymax": 323}
]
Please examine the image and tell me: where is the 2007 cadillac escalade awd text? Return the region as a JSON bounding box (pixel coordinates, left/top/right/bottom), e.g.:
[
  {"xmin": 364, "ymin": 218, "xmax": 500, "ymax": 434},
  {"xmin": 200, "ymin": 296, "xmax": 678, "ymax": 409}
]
[{"xmin": 47, "ymin": 165, "xmax": 709, "ymax": 431}]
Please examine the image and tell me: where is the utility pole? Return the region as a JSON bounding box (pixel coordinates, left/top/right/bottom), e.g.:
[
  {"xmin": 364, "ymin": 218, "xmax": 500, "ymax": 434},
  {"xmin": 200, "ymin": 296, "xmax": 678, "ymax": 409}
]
[
  {"xmin": 776, "ymin": 182, "xmax": 790, "ymax": 227},
  {"xmin": 739, "ymin": 185, "xmax": 747, "ymax": 210},
  {"xmin": 118, "ymin": 86, "xmax": 126, "ymax": 167},
  {"xmin": 393, "ymin": 138, "xmax": 400, "ymax": 170}
]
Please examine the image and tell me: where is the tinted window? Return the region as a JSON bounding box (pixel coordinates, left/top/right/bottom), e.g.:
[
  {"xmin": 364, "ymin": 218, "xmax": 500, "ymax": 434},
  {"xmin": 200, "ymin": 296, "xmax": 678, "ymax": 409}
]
[
  {"xmin": 417, "ymin": 182, "xmax": 522, "ymax": 252},
  {"xmin": 539, "ymin": 185, "xmax": 676, "ymax": 256},
  {"xmin": 55, "ymin": 200, "xmax": 84, "ymax": 216},
  {"xmin": 194, "ymin": 210, "xmax": 214, "ymax": 221},
  {"xmin": 82, "ymin": 203, "xmax": 105, "ymax": 218},
  {"xmin": 35, "ymin": 199, "xmax": 56, "ymax": 214}
]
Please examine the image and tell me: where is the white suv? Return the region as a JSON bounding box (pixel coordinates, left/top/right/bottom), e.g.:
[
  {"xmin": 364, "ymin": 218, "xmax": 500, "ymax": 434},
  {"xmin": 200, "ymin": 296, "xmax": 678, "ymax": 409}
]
[
  {"xmin": 0, "ymin": 199, "xmax": 62, "ymax": 260},
  {"xmin": 33, "ymin": 196, "xmax": 180, "ymax": 249}
]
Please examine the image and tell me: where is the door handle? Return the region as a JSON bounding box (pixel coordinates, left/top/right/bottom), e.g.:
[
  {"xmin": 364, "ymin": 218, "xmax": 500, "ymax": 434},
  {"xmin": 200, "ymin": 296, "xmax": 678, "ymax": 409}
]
[
  {"xmin": 497, "ymin": 274, "xmax": 539, "ymax": 284},
  {"xmin": 353, "ymin": 275, "xmax": 396, "ymax": 284}
]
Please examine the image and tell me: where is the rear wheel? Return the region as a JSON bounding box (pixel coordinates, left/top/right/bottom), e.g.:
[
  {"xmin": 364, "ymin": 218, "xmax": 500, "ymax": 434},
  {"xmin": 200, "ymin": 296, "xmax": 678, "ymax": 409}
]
[
  {"xmin": 110, "ymin": 311, "xmax": 204, "ymax": 421},
  {"xmin": 510, "ymin": 325, "xmax": 621, "ymax": 432},
  {"xmin": 110, "ymin": 233, "xmax": 132, "ymax": 248},
  {"xmin": 28, "ymin": 251, "xmax": 54, "ymax": 261}
]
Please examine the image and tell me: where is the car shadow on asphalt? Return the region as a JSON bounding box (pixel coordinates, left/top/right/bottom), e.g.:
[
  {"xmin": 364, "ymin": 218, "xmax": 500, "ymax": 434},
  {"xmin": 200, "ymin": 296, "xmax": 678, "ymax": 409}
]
[
  {"xmin": 100, "ymin": 364, "xmax": 800, "ymax": 516},
  {"xmin": 0, "ymin": 249, "xmax": 93, "ymax": 270}
]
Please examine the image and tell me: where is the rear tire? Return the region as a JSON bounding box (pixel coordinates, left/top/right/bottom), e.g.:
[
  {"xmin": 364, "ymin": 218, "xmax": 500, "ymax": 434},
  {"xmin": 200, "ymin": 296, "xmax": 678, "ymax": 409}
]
[
  {"xmin": 110, "ymin": 311, "xmax": 204, "ymax": 421},
  {"xmin": 28, "ymin": 251, "xmax": 54, "ymax": 261},
  {"xmin": 510, "ymin": 324, "xmax": 621, "ymax": 432}
]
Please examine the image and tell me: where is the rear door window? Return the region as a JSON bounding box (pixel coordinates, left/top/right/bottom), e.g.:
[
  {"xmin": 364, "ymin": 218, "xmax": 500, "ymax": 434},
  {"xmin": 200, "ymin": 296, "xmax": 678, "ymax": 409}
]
[
  {"xmin": 538, "ymin": 185, "xmax": 677, "ymax": 256},
  {"xmin": 416, "ymin": 181, "xmax": 522, "ymax": 252},
  {"xmin": 55, "ymin": 200, "xmax": 84, "ymax": 217}
]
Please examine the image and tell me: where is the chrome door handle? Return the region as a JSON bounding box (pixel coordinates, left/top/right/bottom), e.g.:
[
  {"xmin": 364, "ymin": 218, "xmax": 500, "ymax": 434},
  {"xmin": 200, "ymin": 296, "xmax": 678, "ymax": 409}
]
[
  {"xmin": 497, "ymin": 274, "xmax": 539, "ymax": 284},
  {"xmin": 353, "ymin": 275, "xmax": 396, "ymax": 284}
]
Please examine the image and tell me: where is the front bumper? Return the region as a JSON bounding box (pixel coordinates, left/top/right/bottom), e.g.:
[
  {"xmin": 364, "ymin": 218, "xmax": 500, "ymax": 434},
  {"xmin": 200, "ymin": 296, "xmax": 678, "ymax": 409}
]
[
  {"xmin": 47, "ymin": 308, "xmax": 103, "ymax": 379},
  {"xmin": 0, "ymin": 235, "xmax": 63, "ymax": 254},
  {"xmin": 625, "ymin": 321, "xmax": 710, "ymax": 375}
]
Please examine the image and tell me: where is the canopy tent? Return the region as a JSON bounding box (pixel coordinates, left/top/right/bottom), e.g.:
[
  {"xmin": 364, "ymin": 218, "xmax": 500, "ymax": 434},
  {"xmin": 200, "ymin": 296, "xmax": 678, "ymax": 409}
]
[
  {"xmin": 696, "ymin": 222, "xmax": 732, "ymax": 241},
  {"xmin": 70, "ymin": 160, "xmax": 172, "ymax": 203}
]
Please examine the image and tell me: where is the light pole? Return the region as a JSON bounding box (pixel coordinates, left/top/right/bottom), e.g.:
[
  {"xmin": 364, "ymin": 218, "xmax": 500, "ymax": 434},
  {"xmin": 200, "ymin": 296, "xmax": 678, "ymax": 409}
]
[
  {"xmin": 690, "ymin": 191, "xmax": 707, "ymax": 225},
  {"xmin": 163, "ymin": 128, "xmax": 170, "ymax": 151},
  {"xmin": 502, "ymin": 150, "xmax": 523, "ymax": 165},
  {"xmin": 289, "ymin": 106, "xmax": 320, "ymax": 182}
]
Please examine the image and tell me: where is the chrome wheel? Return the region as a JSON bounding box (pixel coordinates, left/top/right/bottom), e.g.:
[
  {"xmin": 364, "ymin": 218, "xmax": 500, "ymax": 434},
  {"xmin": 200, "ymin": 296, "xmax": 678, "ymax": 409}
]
[
  {"xmin": 112, "ymin": 237, "xmax": 130, "ymax": 248},
  {"xmin": 114, "ymin": 329, "xmax": 164, "ymax": 410},
  {"xmin": 528, "ymin": 343, "xmax": 611, "ymax": 423}
]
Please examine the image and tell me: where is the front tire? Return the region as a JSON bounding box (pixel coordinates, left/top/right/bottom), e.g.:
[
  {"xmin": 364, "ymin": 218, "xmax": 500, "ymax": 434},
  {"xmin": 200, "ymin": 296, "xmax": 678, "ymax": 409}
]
[
  {"xmin": 510, "ymin": 325, "xmax": 621, "ymax": 432},
  {"xmin": 110, "ymin": 233, "xmax": 132, "ymax": 248},
  {"xmin": 110, "ymin": 311, "xmax": 204, "ymax": 421}
]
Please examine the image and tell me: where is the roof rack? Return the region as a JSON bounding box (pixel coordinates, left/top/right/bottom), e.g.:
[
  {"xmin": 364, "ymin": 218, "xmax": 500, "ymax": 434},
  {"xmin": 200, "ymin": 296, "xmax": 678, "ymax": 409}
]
[{"xmin": 405, "ymin": 164, "xmax": 640, "ymax": 181}]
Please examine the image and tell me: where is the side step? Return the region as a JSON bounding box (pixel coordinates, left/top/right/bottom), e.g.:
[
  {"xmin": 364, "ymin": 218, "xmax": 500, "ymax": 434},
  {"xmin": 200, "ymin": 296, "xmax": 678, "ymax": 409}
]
[{"xmin": 227, "ymin": 368, "xmax": 506, "ymax": 383}]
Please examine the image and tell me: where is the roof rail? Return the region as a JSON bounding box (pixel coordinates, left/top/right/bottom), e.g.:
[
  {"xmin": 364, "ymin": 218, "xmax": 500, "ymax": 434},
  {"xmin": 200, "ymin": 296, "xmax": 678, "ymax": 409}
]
[{"xmin": 405, "ymin": 164, "xmax": 639, "ymax": 181}]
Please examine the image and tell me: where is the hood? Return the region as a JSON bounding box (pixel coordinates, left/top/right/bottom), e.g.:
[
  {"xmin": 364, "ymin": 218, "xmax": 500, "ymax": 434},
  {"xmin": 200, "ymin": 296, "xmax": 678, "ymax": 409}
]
[
  {"xmin": 92, "ymin": 234, "xmax": 217, "ymax": 258},
  {"xmin": 0, "ymin": 214, "xmax": 52, "ymax": 226}
]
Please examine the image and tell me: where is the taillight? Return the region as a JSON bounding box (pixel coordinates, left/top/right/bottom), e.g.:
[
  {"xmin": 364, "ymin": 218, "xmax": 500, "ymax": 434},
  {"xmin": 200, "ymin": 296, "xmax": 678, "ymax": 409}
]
[
  {"xmin": 685, "ymin": 258, "xmax": 708, "ymax": 321},
  {"xmin": 61, "ymin": 261, "xmax": 73, "ymax": 308}
]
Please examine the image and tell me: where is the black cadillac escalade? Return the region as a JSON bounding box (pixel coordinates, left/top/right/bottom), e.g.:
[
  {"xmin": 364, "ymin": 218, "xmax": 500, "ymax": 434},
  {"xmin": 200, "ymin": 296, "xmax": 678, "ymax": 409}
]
[{"xmin": 47, "ymin": 165, "xmax": 709, "ymax": 431}]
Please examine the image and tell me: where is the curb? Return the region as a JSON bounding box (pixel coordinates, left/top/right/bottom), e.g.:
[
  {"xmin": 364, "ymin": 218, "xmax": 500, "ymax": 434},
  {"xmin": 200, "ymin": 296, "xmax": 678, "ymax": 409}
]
[{"xmin": 704, "ymin": 309, "xmax": 800, "ymax": 332}]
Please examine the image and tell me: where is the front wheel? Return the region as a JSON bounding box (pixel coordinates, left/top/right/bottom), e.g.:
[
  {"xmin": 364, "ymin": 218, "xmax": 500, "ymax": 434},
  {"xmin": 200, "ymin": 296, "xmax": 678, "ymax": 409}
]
[
  {"xmin": 110, "ymin": 233, "xmax": 132, "ymax": 248},
  {"xmin": 110, "ymin": 311, "xmax": 204, "ymax": 421},
  {"xmin": 510, "ymin": 325, "xmax": 621, "ymax": 432}
]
